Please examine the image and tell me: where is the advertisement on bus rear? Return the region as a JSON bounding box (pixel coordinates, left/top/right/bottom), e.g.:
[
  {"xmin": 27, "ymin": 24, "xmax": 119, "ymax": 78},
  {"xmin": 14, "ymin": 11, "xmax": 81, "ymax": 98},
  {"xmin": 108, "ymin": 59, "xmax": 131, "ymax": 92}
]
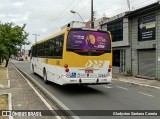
[{"xmin": 67, "ymin": 30, "xmax": 111, "ymax": 51}]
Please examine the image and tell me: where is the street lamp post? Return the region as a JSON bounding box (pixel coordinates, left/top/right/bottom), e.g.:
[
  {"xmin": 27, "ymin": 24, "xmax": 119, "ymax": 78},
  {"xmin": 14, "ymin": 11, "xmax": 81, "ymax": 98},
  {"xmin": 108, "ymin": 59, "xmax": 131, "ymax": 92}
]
[
  {"xmin": 70, "ymin": 10, "xmax": 84, "ymax": 22},
  {"xmin": 32, "ymin": 34, "xmax": 40, "ymax": 43},
  {"xmin": 91, "ymin": 0, "xmax": 94, "ymax": 28}
]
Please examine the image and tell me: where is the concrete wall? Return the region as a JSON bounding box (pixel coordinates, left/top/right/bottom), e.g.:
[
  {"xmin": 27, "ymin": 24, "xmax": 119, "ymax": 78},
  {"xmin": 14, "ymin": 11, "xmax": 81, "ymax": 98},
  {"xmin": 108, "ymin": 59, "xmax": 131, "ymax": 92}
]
[
  {"xmin": 125, "ymin": 47, "xmax": 131, "ymax": 72},
  {"xmin": 156, "ymin": 10, "xmax": 160, "ymax": 79}
]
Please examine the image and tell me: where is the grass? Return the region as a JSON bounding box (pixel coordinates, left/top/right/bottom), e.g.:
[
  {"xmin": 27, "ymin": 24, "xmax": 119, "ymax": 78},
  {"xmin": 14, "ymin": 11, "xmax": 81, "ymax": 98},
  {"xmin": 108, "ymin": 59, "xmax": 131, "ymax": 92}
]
[
  {"xmin": 0, "ymin": 61, "xmax": 8, "ymax": 86},
  {"xmin": 0, "ymin": 94, "xmax": 8, "ymax": 119}
]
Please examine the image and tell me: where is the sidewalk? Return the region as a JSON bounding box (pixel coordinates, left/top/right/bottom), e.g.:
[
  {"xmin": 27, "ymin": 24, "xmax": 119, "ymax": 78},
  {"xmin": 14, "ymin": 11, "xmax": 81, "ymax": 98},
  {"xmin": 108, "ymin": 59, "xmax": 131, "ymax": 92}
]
[
  {"xmin": 113, "ymin": 73, "xmax": 160, "ymax": 89},
  {"xmin": 0, "ymin": 62, "xmax": 55, "ymax": 119}
]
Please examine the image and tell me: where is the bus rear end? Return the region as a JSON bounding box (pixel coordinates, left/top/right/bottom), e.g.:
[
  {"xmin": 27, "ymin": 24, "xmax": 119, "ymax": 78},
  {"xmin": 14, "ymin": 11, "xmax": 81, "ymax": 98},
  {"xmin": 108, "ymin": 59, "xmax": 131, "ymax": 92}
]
[{"xmin": 62, "ymin": 28, "xmax": 112, "ymax": 85}]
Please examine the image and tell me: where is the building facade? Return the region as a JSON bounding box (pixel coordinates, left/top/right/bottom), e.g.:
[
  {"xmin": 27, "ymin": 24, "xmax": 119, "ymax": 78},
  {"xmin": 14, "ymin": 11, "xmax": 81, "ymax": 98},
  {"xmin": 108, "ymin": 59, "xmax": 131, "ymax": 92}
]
[
  {"xmin": 101, "ymin": 12, "xmax": 131, "ymax": 74},
  {"xmin": 100, "ymin": 1, "xmax": 160, "ymax": 80},
  {"xmin": 129, "ymin": 2, "xmax": 160, "ymax": 79}
]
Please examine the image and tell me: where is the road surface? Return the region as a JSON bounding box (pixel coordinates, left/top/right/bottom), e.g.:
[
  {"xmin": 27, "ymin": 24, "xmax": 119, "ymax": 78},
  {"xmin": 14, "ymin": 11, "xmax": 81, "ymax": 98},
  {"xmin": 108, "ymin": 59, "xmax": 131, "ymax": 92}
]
[{"xmin": 12, "ymin": 60, "xmax": 160, "ymax": 119}]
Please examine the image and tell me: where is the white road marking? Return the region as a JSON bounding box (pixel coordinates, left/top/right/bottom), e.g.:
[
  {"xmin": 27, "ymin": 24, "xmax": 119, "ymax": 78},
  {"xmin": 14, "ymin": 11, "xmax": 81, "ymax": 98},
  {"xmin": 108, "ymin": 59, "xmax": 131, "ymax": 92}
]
[
  {"xmin": 116, "ymin": 86, "xmax": 129, "ymax": 90},
  {"xmin": 12, "ymin": 64, "xmax": 61, "ymax": 119},
  {"xmin": 103, "ymin": 85, "xmax": 113, "ymax": 88},
  {"xmin": 138, "ymin": 92, "xmax": 154, "ymax": 97},
  {"xmin": 113, "ymin": 78, "xmax": 160, "ymax": 90}
]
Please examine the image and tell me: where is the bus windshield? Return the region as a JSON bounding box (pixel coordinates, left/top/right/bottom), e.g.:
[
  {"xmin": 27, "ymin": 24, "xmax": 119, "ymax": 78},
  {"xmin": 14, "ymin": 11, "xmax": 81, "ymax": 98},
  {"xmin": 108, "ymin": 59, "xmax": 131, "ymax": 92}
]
[{"xmin": 67, "ymin": 29, "xmax": 111, "ymax": 53}]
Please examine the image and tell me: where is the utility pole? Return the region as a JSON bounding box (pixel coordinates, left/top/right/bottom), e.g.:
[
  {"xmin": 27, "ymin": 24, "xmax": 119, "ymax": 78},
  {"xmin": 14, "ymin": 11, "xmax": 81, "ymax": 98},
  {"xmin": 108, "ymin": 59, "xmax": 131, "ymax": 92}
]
[
  {"xmin": 127, "ymin": 0, "xmax": 131, "ymax": 12},
  {"xmin": 32, "ymin": 34, "xmax": 40, "ymax": 43},
  {"xmin": 91, "ymin": 0, "xmax": 94, "ymax": 28}
]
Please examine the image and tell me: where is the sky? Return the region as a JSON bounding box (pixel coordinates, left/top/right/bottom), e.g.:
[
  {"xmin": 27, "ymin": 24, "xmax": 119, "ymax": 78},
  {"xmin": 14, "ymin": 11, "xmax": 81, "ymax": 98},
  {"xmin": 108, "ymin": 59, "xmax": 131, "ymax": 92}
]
[{"xmin": 0, "ymin": 0, "xmax": 158, "ymax": 50}]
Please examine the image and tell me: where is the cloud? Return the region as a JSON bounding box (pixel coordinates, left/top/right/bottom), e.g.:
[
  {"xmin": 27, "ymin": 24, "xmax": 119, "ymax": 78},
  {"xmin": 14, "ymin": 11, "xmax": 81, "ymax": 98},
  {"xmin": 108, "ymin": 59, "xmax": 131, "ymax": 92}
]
[
  {"xmin": 0, "ymin": 0, "xmax": 157, "ymax": 50},
  {"xmin": 0, "ymin": 14, "xmax": 6, "ymax": 18},
  {"xmin": 13, "ymin": 2, "xmax": 24, "ymax": 7},
  {"xmin": 41, "ymin": 28, "xmax": 47, "ymax": 33}
]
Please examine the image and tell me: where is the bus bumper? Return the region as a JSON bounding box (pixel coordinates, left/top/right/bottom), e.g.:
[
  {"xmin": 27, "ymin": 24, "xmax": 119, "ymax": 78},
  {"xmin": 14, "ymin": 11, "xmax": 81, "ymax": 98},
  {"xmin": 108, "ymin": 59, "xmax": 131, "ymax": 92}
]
[{"xmin": 62, "ymin": 76, "xmax": 112, "ymax": 85}]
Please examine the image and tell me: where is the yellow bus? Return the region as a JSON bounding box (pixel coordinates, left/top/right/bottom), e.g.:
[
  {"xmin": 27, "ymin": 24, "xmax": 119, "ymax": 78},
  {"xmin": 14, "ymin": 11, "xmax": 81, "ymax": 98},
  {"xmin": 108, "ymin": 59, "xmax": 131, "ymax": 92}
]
[{"xmin": 30, "ymin": 27, "xmax": 112, "ymax": 85}]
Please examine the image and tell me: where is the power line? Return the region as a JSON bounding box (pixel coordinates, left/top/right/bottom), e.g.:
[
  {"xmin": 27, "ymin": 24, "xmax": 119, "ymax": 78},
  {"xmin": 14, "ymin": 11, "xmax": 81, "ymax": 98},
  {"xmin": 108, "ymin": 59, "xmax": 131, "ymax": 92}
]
[
  {"xmin": 65, "ymin": 0, "xmax": 91, "ymax": 23},
  {"xmin": 48, "ymin": 0, "xmax": 89, "ymax": 30},
  {"xmin": 95, "ymin": 0, "xmax": 157, "ymax": 18},
  {"xmin": 45, "ymin": 0, "xmax": 78, "ymax": 28}
]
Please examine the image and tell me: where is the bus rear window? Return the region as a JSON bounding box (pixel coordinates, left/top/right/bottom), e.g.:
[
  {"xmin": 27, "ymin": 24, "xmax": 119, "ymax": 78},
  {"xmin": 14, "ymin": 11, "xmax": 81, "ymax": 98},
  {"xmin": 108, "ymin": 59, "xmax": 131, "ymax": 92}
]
[{"xmin": 67, "ymin": 29, "xmax": 111, "ymax": 53}]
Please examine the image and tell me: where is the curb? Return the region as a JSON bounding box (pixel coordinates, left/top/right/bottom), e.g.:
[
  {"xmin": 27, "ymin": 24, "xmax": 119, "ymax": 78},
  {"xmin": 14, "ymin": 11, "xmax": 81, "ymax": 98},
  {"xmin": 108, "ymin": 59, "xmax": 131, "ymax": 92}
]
[
  {"xmin": 11, "ymin": 62, "xmax": 80, "ymax": 119},
  {"xmin": 113, "ymin": 78, "xmax": 160, "ymax": 90},
  {"xmin": 8, "ymin": 93, "xmax": 13, "ymax": 119},
  {"xmin": 7, "ymin": 68, "xmax": 11, "ymax": 88}
]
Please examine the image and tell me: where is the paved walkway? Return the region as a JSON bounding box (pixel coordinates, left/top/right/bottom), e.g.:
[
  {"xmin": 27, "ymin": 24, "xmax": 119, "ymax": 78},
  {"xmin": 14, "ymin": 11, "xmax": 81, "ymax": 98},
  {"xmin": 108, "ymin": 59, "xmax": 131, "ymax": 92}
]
[
  {"xmin": 0, "ymin": 62, "xmax": 55, "ymax": 119},
  {"xmin": 113, "ymin": 73, "xmax": 160, "ymax": 89}
]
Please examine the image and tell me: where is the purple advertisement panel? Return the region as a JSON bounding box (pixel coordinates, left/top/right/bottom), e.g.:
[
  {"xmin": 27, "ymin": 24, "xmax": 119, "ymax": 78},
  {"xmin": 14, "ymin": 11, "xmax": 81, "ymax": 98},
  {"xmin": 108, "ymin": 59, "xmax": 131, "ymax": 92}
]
[{"xmin": 67, "ymin": 30, "xmax": 111, "ymax": 51}]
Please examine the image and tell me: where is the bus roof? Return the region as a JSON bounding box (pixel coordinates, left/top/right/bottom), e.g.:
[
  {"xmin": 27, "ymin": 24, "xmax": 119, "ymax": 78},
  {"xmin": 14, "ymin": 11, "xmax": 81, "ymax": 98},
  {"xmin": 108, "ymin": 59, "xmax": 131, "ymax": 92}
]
[
  {"xmin": 31, "ymin": 27, "xmax": 110, "ymax": 47},
  {"xmin": 32, "ymin": 27, "xmax": 70, "ymax": 46}
]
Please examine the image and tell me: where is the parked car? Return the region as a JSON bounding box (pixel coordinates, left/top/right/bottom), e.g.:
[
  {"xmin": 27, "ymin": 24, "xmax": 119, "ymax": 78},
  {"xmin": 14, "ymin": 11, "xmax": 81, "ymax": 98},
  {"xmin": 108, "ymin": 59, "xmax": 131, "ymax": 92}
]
[{"xmin": 18, "ymin": 57, "xmax": 24, "ymax": 61}]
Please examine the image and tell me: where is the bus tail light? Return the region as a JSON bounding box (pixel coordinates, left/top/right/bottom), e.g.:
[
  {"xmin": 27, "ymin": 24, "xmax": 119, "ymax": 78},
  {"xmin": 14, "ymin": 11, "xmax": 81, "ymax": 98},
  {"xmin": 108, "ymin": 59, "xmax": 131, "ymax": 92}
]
[
  {"xmin": 64, "ymin": 64, "xmax": 68, "ymax": 68},
  {"xmin": 65, "ymin": 68, "xmax": 69, "ymax": 72},
  {"xmin": 108, "ymin": 65, "xmax": 112, "ymax": 72},
  {"xmin": 108, "ymin": 68, "xmax": 111, "ymax": 72},
  {"xmin": 64, "ymin": 64, "xmax": 69, "ymax": 72}
]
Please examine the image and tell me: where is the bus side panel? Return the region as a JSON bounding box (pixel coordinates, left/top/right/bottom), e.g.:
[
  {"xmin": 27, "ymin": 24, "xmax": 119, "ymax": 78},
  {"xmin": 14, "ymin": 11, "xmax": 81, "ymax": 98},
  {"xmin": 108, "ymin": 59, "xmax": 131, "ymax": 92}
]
[{"xmin": 41, "ymin": 58, "xmax": 64, "ymax": 85}]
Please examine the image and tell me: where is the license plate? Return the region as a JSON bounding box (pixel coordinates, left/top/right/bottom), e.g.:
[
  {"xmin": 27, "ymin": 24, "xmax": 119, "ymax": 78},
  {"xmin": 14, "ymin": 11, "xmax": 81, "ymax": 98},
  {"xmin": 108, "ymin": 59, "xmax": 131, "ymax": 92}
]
[{"xmin": 85, "ymin": 70, "xmax": 93, "ymax": 73}]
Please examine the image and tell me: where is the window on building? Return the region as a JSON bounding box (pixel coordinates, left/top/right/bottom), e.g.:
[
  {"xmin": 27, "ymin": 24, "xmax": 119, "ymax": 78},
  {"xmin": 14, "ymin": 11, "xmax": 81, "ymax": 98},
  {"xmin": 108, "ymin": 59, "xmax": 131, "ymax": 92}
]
[
  {"xmin": 113, "ymin": 50, "xmax": 120, "ymax": 67},
  {"xmin": 107, "ymin": 19, "xmax": 123, "ymax": 42},
  {"xmin": 138, "ymin": 14, "xmax": 156, "ymax": 41}
]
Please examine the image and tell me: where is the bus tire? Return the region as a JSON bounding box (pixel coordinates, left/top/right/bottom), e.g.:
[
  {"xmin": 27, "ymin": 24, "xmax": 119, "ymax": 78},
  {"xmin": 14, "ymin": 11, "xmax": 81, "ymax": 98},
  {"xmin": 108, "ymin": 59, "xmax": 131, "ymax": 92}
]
[
  {"xmin": 32, "ymin": 64, "xmax": 36, "ymax": 75},
  {"xmin": 43, "ymin": 68, "xmax": 48, "ymax": 84}
]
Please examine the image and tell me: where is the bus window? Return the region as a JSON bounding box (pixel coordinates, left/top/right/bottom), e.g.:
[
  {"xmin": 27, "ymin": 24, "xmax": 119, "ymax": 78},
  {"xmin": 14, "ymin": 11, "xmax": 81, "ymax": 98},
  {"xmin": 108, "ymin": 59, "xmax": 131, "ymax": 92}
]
[
  {"xmin": 50, "ymin": 39, "xmax": 55, "ymax": 48},
  {"xmin": 54, "ymin": 35, "xmax": 64, "ymax": 58}
]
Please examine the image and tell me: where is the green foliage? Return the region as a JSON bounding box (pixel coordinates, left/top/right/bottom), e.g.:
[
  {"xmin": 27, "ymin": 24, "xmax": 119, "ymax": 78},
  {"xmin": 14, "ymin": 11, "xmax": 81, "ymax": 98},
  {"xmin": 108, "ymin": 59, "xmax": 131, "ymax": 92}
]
[{"xmin": 0, "ymin": 22, "xmax": 30, "ymax": 67}]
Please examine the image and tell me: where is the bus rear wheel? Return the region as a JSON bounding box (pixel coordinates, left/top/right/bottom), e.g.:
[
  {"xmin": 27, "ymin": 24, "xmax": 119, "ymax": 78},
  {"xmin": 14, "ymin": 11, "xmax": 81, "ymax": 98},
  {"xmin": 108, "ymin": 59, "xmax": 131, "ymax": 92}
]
[{"xmin": 43, "ymin": 68, "xmax": 48, "ymax": 84}]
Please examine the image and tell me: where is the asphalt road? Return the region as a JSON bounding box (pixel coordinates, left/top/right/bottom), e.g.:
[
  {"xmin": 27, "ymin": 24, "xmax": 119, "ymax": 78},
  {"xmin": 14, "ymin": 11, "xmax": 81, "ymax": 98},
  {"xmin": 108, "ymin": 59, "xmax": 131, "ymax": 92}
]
[{"xmin": 12, "ymin": 60, "xmax": 160, "ymax": 119}]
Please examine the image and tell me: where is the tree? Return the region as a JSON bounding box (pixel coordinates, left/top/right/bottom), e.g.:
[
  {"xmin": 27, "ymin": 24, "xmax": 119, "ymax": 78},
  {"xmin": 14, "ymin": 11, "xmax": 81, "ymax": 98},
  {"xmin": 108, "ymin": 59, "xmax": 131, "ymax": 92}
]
[
  {"xmin": 0, "ymin": 22, "xmax": 30, "ymax": 67},
  {"xmin": 0, "ymin": 44, "xmax": 8, "ymax": 65}
]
